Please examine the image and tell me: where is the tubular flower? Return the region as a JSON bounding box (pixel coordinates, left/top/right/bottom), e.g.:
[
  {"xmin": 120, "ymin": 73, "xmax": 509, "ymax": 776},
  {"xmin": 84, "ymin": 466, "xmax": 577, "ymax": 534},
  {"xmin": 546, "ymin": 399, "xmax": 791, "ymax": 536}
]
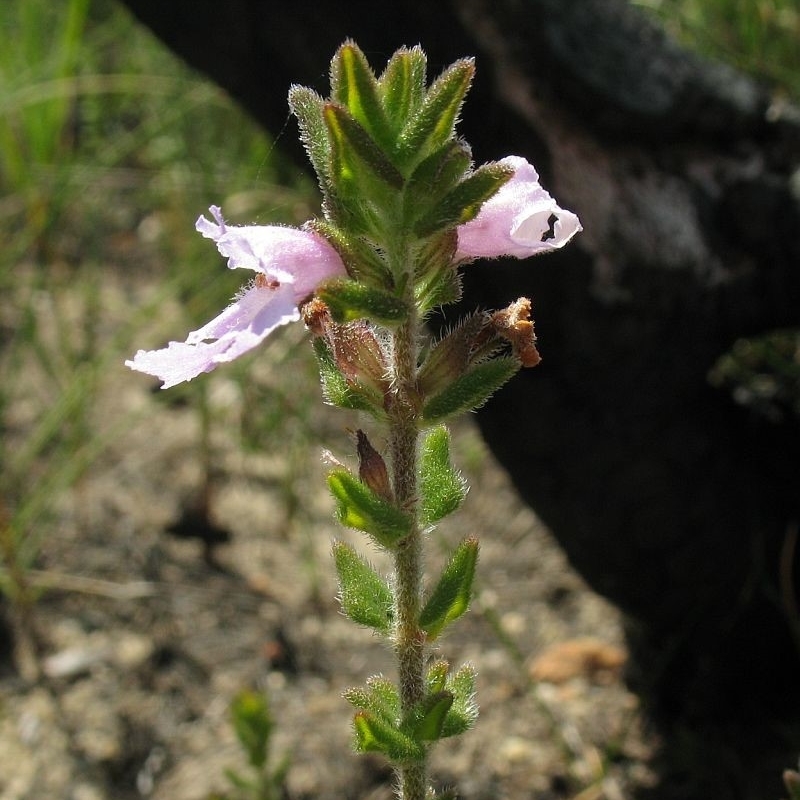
[
  {"xmin": 456, "ymin": 156, "xmax": 581, "ymax": 260},
  {"xmin": 126, "ymin": 206, "xmax": 347, "ymax": 388}
]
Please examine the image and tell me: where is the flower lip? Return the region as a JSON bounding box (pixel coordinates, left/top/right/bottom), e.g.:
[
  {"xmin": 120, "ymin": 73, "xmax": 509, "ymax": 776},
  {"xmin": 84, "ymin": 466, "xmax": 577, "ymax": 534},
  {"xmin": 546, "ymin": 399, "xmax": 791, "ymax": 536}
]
[{"xmin": 126, "ymin": 281, "xmax": 301, "ymax": 389}]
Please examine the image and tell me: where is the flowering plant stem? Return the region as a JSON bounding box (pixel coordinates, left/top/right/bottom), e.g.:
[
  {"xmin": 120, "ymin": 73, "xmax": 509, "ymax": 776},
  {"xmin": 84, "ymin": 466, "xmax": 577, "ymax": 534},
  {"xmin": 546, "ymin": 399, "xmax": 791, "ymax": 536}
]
[
  {"xmin": 389, "ymin": 312, "xmax": 427, "ymax": 800},
  {"xmin": 126, "ymin": 40, "xmax": 581, "ymax": 800}
]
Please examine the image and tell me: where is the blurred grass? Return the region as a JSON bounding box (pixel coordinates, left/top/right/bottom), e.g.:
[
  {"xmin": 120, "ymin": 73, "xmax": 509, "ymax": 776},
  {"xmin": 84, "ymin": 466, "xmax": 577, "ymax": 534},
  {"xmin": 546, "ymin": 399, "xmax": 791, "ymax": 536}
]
[
  {"xmin": 634, "ymin": 0, "xmax": 800, "ymax": 100},
  {"xmin": 0, "ymin": 0, "xmax": 318, "ymax": 622}
]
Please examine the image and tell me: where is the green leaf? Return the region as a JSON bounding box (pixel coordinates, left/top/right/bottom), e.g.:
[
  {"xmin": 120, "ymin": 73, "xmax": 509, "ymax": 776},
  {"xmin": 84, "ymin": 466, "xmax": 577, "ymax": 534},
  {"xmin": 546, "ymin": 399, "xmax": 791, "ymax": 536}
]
[
  {"xmin": 413, "ymin": 231, "xmax": 461, "ymax": 312},
  {"xmin": 309, "ymin": 219, "xmax": 390, "ymax": 287},
  {"xmin": 409, "ymin": 691, "xmax": 454, "ymax": 741},
  {"xmin": 344, "ymin": 675, "xmax": 400, "ymax": 723},
  {"xmin": 424, "ymin": 661, "xmax": 477, "ymax": 736},
  {"xmin": 426, "ymin": 660, "xmax": 450, "ymax": 695},
  {"xmin": 422, "ymin": 356, "xmax": 520, "ymax": 422},
  {"xmin": 415, "ymin": 261, "xmax": 462, "ymax": 313},
  {"xmin": 333, "ymin": 541, "xmax": 393, "ymax": 634},
  {"xmin": 288, "ymin": 85, "xmax": 331, "ymax": 191},
  {"xmin": 330, "ymin": 41, "xmax": 393, "ymax": 150},
  {"xmin": 323, "ymin": 103, "xmax": 404, "ymax": 196},
  {"xmin": 328, "ymin": 468, "xmax": 412, "ymax": 548},
  {"xmin": 318, "ymin": 278, "xmax": 409, "ymax": 324},
  {"xmin": 414, "ymin": 162, "xmax": 513, "ymax": 238},
  {"xmin": 403, "ymin": 140, "xmax": 472, "ymax": 226},
  {"xmin": 378, "ymin": 45, "xmax": 428, "ymax": 136},
  {"xmin": 353, "ymin": 711, "xmax": 425, "ymax": 761},
  {"xmin": 408, "ymin": 140, "xmax": 473, "ymax": 192},
  {"xmin": 441, "ymin": 664, "xmax": 478, "ymax": 738},
  {"xmin": 230, "ymin": 689, "xmax": 273, "ymax": 770},
  {"xmin": 420, "ymin": 425, "xmax": 467, "ymax": 526},
  {"xmin": 397, "ymin": 58, "xmax": 474, "ymax": 166},
  {"xmin": 313, "ymin": 338, "xmax": 383, "ymax": 415},
  {"xmin": 352, "ymin": 712, "xmax": 388, "ymax": 754},
  {"xmin": 416, "ymin": 312, "xmax": 487, "ymax": 397},
  {"xmin": 419, "ymin": 538, "xmax": 479, "ymax": 640}
]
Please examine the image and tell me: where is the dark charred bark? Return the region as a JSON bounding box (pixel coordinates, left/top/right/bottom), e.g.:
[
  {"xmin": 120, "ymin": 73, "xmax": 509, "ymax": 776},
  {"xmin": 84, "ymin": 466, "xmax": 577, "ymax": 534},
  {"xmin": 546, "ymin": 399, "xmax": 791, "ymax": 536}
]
[{"xmin": 117, "ymin": 0, "xmax": 800, "ymax": 794}]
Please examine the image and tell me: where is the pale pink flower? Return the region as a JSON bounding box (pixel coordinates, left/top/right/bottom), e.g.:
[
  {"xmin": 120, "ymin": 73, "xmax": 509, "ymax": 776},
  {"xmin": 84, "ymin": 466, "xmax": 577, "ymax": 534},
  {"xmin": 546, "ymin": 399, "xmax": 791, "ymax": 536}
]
[
  {"xmin": 126, "ymin": 206, "xmax": 346, "ymax": 388},
  {"xmin": 456, "ymin": 156, "xmax": 581, "ymax": 260}
]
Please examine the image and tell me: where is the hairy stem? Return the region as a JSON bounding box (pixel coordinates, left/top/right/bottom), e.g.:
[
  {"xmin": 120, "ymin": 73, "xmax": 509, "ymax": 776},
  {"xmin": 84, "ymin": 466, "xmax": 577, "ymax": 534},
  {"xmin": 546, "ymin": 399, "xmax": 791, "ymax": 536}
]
[{"xmin": 389, "ymin": 313, "xmax": 426, "ymax": 800}]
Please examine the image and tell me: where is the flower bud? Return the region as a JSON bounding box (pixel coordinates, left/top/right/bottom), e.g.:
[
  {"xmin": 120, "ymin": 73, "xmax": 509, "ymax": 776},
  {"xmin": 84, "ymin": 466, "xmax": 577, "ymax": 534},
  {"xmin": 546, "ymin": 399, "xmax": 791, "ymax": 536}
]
[
  {"xmin": 330, "ymin": 321, "xmax": 390, "ymax": 393},
  {"xmin": 417, "ymin": 312, "xmax": 489, "ymax": 397},
  {"xmin": 303, "ymin": 299, "xmax": 390, "ymax": 402},
  {"xmin": 356, "ymin": 429, "xmax": 393, "ymax": 502}
]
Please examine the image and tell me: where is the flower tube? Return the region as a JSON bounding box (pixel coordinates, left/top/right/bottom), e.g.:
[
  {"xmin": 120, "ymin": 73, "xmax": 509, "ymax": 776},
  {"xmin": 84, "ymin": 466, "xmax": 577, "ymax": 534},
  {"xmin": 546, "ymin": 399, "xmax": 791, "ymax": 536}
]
[{"xmin": 456, "ymin": 156, "xmax": 581, "ymax": 260}]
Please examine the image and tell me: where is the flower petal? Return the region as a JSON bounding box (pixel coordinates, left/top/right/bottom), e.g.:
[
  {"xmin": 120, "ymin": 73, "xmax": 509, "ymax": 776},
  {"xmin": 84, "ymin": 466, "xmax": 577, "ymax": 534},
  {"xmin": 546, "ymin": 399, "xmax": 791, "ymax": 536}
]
[
  {"xmin": 185, "ymin": 282, "xmax": 295, "ymax": 344},
  {"xmin": 195, "ymin": 206, "xmax": 346, "ymax": 301},
  {"xmin": 125, "ymin": 283, "xmax": 299, "ymax": 388},
  {"xmin": 456, "ymin": 156, "xmax": 581, "ymax": 260},
  {"xmin": 125, "ymin": 339, "xmax": 231, "ymax": 390}
]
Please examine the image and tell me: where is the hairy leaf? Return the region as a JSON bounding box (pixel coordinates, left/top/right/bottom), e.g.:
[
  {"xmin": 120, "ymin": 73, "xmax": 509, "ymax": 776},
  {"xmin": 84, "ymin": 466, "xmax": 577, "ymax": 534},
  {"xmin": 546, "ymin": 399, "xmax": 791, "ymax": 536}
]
[
  {"xmin": 318, "ymin": 278, "xmax": 409, "ymax": 324},
  {"xmin": 441, "ymin": 663, "xmax": 478, "ymax": 738},
  {"xmin": 419, "ymin": 537, "xmax": 479, "ymax": 639},
  {"xmin": 352, "ymin": 711, "xmax": 425, "ymax": 761},
  {"xmin": 330, "ymin": 41, "xmax": 393, "ymax": 150},
  {"xmin": 420, "ymin": 425, "xmax": 467, "ymax": 525},
  {"xmin": 333, "ymin": 541, "xmax": 393, "ymax": 634},
  {"xmin": 397, "ymin": 58, "xmax": 474, "ymax": 166},
  {"xmin": 328, "ymin": 468, "xmax": 412, "ymax": 547},
  {"xmin": 313, "ymin": 338, "xmax": 383, "ymax": 415},
  {"xmin": 378, "ymin": 45, "xmax": 427, "ymax": 137},
  {"xmin": 422, "ymin": 357, "xmax": 520, "ymax": 422}
]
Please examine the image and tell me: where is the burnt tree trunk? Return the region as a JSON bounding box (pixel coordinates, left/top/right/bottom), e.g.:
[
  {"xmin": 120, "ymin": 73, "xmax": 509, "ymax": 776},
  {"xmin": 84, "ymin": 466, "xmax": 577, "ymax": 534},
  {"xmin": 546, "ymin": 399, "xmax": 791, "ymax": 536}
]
[{"xmin": 118, "ymin": 0, "xmax": 800, "ymax": 789}]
